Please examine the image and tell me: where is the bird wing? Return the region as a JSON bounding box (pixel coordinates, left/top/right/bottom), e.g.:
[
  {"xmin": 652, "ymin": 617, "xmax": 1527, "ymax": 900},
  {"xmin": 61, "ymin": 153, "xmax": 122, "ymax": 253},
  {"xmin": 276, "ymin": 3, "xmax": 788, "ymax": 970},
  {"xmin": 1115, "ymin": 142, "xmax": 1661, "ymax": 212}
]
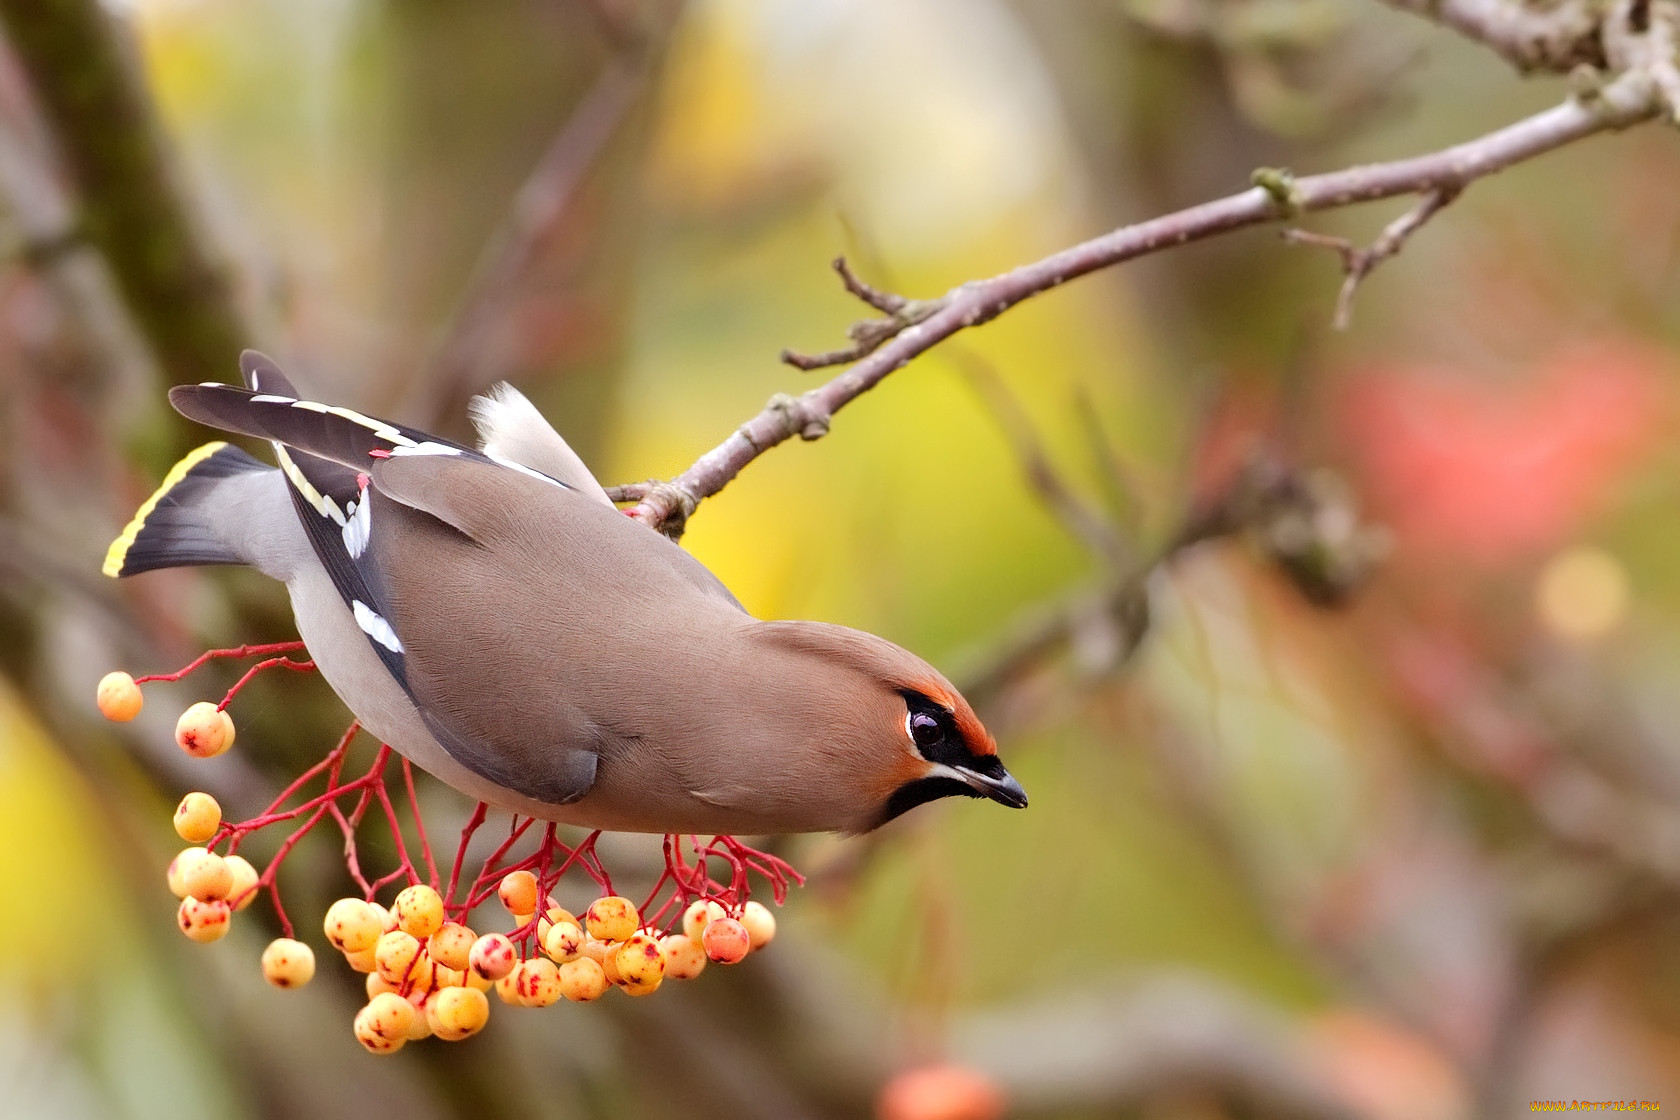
[{"xmin": 169, "ymin": 368, "xmax": 601, "ymax": 805}]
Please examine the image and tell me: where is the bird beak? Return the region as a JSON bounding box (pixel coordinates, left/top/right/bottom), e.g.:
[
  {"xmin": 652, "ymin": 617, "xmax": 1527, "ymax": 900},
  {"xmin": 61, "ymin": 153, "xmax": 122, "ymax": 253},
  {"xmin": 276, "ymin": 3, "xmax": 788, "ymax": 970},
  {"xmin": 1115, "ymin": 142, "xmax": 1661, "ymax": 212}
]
[{"xmin": 953, "ymin": 763, "xmax": 1028, "ymax": 809}]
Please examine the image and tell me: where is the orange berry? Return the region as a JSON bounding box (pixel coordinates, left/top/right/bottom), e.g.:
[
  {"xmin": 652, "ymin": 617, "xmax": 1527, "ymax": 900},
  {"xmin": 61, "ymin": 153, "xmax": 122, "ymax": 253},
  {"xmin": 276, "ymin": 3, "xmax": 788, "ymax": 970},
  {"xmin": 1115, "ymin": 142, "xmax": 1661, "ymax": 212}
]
[
  {"xmin": 596, "ymin": 940, "xmax": 624, "ymax": 985},
  {"xmin": 464, "ymin": 969, "xmax": 494, "ymax": 994},
  {"xmin": 614, "ymin": 932, "xmax": 664, "ymax": 994},
  {"xmin": 392, "ymin": 884, "xmax": 444, "ymax": 940},
  {"xmin": 433, "ymin": 964, "xmax": 466, "ymax": 990},
  {"xmin": 344, "ymin": 946, "xmax": 378, "ymax": 973},
  {"xmin": 559, "ymin": 957, "xmax": 608, "ymax": 1002},
  {"xmin": 877, "ymin": 1065, "xmax": 1006, "ymax": 1120},
  {"xmin": 660, "ymin": 933, "xmax": 707, "ymax": 981},
  {"xmin": 174, "ymin": 848, "xmax": 232, "ymax": 902},
  {"xmin": 97, "ymin": 671, "xmax": 144, "ymax": 721},
  {"xmin": 429, "ymin": 922, "xmax": 475, "ymax": 971},
  {"xmin": 175, "ymin": 702, "xmax": 235, "ymax": 759},
  {"xmin": 541, "ymin": 920, "xmax": 585, "ymax": 964},
  {"xmin": 224, "ymin": 855, "xmax": 259, "ymax": 911},
  {"xmin": 366, "ymin": 972, "xmax": 399, "ymax": 1001},
  {"xmin": 374, "ymin": 930, "xmax": 422, "ymax": 986},
  {"xmin": 517, "ymin": 957, "xmax": 563, "ymax": 1007},
  {"xmin": 177, "ymin": 896, "xmax": 231, "ymax": 943},
  {"xmin": 740, "ymin": 901, "xmax": 777, "ymax": 950},
  {"xmin": 585, "ymin": 895, "xmax": 638, "ymax": 943},
  {"xmin": 358, "ymin": 991, "xmax": 415, "ymax": 1042},
  {"xmin": 498, "ymin": 870, "xmax": 538, "ymax": 916},
  {"xmin": 702, "ymin": 917, "xmax": 750, "ymax": 964},
  {"xmin": 469, "ymin": 933, "xmax": 517, "ymax": 982},
  {"xmin": 682, "ymin": 899, "xmax": 726, "ymax": 942},
  {"xmin": 323, "ymin": 898, "xmax": 382, "ymax": 954},
  {"xmin": 260, "ymin": 938, "xmax": 315, "ymax": 989},
  {"xmin": 428, "ymin": 986, "xmax": 490, "ymax": 1041}
]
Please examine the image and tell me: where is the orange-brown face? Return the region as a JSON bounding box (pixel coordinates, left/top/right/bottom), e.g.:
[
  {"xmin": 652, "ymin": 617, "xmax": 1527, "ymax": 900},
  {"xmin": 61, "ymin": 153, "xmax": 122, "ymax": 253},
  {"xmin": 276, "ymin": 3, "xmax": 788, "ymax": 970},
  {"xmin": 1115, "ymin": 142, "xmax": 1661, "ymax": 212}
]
[{"xmin": 874, "ymin": 677, "xmax": 1026, "ymax": 827}]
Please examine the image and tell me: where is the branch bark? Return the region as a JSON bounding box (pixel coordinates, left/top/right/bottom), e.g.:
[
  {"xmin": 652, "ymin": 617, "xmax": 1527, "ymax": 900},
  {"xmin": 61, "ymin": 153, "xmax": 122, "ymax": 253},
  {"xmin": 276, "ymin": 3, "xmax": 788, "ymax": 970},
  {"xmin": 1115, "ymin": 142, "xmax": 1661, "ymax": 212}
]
[
  {"xmin": 622, "ymin": 71, "xmax": 1660, "ymax": 538},
  {"xmin": 0, "ymin": 0, "xmax": 250, "ymax": 462}
]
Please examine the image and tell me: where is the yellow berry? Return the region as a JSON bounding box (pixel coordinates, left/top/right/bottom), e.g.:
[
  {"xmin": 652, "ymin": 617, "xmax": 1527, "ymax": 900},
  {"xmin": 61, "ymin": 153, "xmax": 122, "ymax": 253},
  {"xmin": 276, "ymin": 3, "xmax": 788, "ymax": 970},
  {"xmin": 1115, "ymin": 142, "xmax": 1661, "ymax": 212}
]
[
  {"xmin": 402, "ymin": 993, "xmax": 434, "ymax": 1040},
  {"xmin": 559, "ymin": 957, "xmax": 608, "ymax": 1002},
  {"xmin": 598, "ymin": 943, "xmax": 624, "ymax": 986},
  {"xmin": 165, "ymin": 853, "xmax": 188, "ymax": 899},
  {"xmin": 358, "ymin": 991, "xmax": 415, "ymax": 1041},
  {"xmin": 260, "ymin": 938, "xmax": 315, "ymax": 989},
  {"xmin": 174, "ymin": 848, "xmax": 232, "ymax": 902},
  {"xmin": 344, "ymin": 946, "xmax": 378, "ymax": 973},
  {"xmin": 682, "ymin": 899, "xmax": 726, "ymax": 942},
  {"xmin": 428, "ymin": 986, "xmax": 490, "ymax": 1041},
  {"xmin": 366, "ymin": 972, "xmax": 399, "ymax": 1001},
  {"xmin": 429, "ymin": 922, "xmax": 475, "ymax": 971},
  {"xmin": 97, "ymin": 671, "xmax": 144, "ymax": 721},
  {"xmin": 172, "ymin": 792, "xmax": 221, "ymax": 844},
  {"xmin": 702, "ymin": 917, "xmax": 750, "ymax": 964},
  {"xmin": 494, "ymin": 961, "xmax": 528, "ymax": 1006},
  {"xmin": 541, "ymin": 920, "xmax": 585, "ymax": 964},
  {"xmin": 177, "ymin": 896, "xmax": 231, "ymax": 943},
  {"xmin": 660, "ymin": 933, "xmax": 707, "ymax": 980},
  {"xmin": 498, "ymin": 870, "xmax": 538, "ymax": 916},
  {"xmin": 392, "ymin": 884, "xmax": 444, "ymax": 940},
  {"xmin": 585, "ymin": 895, "xmax": 638, "ymax": 943},
  {"xmin": 323, "ymin": 898, "xmax": 382, "ymax": 954},
  {"xmin": 224, "ymin": 855, "xmax": 259, "ymax": 911},
  {"xmin": 537, "ymin": 899, "xmax": 578, "ymax": 943},
  {"xmin": 517, "ymin": 957, "xmax": 563, "ymax": 1007},
  {"xmin": 740, "ymin": 900, "xmax": 777, "ymax": 950},
  {"xmin": 468, "ymin": 933, "xmax": 517, "ymax": 982},
  {"xmin": 464, "ymin": 969, "xmax": 493, "ymax": 994},
  {"xmin": 614, "ymin": 932, "xmax": 665, "ymax": 993},
  {"xmin": 353, "ymin": 1017, "xmax": 405, "ymax": 1054},
  {"xmin": 374, "ymin": 930, "xmax": 422, "ymax": 986},
  {"xmin": 433, "ymin": 964, "xmax": 466, "ymax": 990},
  {"xmin": 175, "ymin": 702, "xmax": 235, "ymax": 759}
]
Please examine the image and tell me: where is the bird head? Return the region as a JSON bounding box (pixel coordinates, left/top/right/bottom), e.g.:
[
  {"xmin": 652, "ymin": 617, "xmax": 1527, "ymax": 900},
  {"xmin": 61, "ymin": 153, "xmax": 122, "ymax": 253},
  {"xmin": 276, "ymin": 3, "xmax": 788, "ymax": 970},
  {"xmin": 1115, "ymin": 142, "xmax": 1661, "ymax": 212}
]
[{"xmin": 746, "ymin": 620, "xmax": 1027, "ymax": 831}]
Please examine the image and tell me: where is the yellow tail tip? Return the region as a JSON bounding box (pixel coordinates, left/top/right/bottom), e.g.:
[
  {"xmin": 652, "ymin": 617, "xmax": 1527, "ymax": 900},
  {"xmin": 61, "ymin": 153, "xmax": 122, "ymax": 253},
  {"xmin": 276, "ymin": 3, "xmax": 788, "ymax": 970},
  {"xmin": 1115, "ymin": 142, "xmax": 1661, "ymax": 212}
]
[{"xmin": 104, "ymin": 441, "xmax": 228, "ymax": 578}]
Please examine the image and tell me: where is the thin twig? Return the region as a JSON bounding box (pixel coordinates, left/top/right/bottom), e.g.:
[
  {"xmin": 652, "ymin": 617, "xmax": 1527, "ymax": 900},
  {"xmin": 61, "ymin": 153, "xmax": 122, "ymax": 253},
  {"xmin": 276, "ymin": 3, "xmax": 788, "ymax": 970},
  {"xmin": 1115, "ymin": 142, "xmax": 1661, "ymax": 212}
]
[
  {"xmin": 402, "ymin": 55, "xmax": 650, "ymax": 426},
  {"xmin": 951, "ymin": 350, "xmax": 1131, "ymax": 569},
  {"xmin": 621, "ymin": 73, "xmax": 1660, "ymax": 538},
  {"xmin": 1283, "ymin": 185, "xmax": 1461, "ymax": 328},
  {"xmin": 780, "ymin": 257, "xmax": 939, "ymax": 371}
]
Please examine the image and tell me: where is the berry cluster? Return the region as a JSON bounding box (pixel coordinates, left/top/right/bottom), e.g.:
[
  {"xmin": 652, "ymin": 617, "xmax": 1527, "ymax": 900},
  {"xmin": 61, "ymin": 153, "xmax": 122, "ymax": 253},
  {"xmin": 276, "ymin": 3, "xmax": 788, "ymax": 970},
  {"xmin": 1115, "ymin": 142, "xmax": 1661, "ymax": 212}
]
[
  {"xmin": 326, "ymin": 875, "xmax": 774, "ymax": 1053},
  {"xmin": 101, "ymin": 646, "xmax": 798, "ymax": 1055}
]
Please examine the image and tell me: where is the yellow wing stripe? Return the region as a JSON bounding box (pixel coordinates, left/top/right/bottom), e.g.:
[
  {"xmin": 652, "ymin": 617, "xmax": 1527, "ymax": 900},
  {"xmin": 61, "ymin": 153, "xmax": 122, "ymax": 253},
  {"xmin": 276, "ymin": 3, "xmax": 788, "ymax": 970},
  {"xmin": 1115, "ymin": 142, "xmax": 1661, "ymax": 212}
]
[{"xmin": 103, "ymin": 441, "xmax": 228, "ymax": 578}]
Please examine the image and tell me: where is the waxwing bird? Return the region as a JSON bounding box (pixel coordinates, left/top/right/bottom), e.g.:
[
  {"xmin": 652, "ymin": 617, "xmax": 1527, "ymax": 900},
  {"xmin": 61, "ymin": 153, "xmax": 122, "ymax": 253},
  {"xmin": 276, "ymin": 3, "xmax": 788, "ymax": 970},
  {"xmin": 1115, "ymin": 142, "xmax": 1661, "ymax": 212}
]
[{"xmin": 105, "ymin": 351, "xmax": 1026, "ymax": 835}]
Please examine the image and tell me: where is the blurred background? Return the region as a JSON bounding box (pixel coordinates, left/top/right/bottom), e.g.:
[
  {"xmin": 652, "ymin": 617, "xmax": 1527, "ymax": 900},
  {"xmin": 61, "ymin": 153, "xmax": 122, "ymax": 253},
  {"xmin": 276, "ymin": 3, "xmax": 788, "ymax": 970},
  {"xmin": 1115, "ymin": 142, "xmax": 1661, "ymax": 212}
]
[{"xmin": 2, "ymin": 0, "xmax": 1677, "ymax": 1117}]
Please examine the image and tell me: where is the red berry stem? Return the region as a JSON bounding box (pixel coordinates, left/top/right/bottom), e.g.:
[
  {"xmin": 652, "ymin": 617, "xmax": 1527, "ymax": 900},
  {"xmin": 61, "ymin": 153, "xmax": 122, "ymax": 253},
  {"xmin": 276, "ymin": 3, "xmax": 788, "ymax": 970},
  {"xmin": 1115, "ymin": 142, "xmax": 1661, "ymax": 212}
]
[
  {"xmin": 443, "ymin": 801, "xmax": 489, "ymax": 916},
  {"xmin": 401, "ymin": 759, "xmax": 440, "ymax": 889},
  {"xmin": 135, "ymin": 640, "xmax": 308, "ymax": 684},
  {"xmin": 215, "ymin": 655, "xmax": 315, "ymax": 711}
]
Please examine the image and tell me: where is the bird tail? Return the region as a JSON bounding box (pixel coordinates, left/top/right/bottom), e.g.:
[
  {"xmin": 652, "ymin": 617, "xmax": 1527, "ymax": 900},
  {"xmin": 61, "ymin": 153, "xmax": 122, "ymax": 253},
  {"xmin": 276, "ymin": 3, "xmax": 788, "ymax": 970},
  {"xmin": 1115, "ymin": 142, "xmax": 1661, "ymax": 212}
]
[{"xmin": 104, "ymin": 441, "xmax": 273, "ymax": 577}]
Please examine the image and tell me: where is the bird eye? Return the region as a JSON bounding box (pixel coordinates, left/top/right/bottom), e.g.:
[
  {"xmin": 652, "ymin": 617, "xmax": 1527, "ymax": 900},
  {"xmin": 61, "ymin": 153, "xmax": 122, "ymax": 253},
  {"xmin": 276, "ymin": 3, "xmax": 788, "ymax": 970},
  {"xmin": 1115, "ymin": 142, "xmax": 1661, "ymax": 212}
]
[{"xmin": 907, "ymin": 710, "xmax": 943, "ymax": 750}]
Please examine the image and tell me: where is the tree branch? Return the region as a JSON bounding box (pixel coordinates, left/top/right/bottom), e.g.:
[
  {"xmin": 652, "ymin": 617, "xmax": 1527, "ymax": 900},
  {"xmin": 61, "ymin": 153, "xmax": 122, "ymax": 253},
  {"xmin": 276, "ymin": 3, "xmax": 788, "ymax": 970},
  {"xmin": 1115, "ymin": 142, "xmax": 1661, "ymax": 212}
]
[
  {"xmin": 0, "ymin": 0, "xmax": 251, "ymax": 463},
  {"xmin": 1375, "ymin": 0, "xmax": 1607, "ymax": 72},
  {"xmin": 622, "ymin": 72, "xmax": 1660, "ymax": 538}
]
